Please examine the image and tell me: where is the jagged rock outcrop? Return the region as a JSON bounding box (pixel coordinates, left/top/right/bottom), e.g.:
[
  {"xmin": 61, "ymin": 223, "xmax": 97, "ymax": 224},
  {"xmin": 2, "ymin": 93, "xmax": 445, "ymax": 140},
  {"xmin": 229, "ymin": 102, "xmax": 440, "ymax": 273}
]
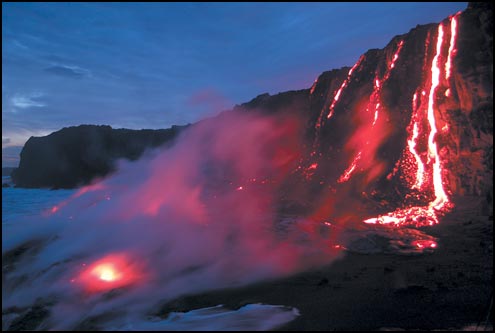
[{"xmin": 12, "ymin": 124, "xmax": 188, "ymax": 188}]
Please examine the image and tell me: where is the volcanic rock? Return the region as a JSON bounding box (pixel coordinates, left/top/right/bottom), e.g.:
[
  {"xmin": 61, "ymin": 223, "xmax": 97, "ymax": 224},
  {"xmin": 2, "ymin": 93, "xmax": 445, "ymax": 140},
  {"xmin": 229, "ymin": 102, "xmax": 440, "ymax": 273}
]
[{"xmin": 11, "ymin": 124, "xmax": 188, "ymax": 189}]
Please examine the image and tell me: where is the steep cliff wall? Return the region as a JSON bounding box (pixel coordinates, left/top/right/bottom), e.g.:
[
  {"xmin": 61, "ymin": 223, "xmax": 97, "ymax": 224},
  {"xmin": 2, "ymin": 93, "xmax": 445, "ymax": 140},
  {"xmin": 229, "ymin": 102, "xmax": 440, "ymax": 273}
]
[{"xmin": 12, "ymin": 125, "xmax": 187, "ymax": 188}]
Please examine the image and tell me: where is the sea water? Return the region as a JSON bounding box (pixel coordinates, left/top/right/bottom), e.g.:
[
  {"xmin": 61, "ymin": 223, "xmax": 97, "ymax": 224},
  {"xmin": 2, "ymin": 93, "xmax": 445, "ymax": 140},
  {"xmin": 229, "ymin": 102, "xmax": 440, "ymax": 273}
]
[{"xmin": 2, "ymin": 184, "xmax": 75, "ymax": 225}]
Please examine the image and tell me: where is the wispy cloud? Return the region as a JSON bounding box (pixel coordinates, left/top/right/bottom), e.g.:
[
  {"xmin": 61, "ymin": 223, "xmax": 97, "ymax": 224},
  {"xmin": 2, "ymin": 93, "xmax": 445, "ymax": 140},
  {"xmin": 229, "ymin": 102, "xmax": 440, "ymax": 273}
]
[
  {"xmin": 11, "ymin": 92, "xmax": 46, "ymax": 109},
  {"xmin": 45, "ymin": 64, "xmax": 91, "ymax": 79}
]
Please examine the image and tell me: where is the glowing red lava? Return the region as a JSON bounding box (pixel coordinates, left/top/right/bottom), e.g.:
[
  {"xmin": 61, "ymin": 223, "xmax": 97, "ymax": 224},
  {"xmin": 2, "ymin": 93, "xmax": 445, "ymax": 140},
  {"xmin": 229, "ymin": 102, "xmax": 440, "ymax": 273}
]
[
  {"xmin": 412, "ymin": 240, "xmax": 437, "ymax": 249},
  {"xmin": 364, "ymin": 17, "xmax": 458, "ymax": 227},
  {"xmin": 337, "ymin": 152, "xmax": 361, "ymax": 183},
  {"xmin": 310, "ymin": 78, "xmax": 318, "ymax": 95},
  {"xmin": 303, "ymin": 163, "xmax": 319, "ymax": 180},
  {"xmin": 74, "ymin": 254, "xmax": 142, "ymax": 293},
  {"xmin": 427, "ymin": 23, "xmax": 449, "ymax": 211},
  {"xmin": 445, "ymin": 13, "xmax": 460, "ymax": 81},
  {"xmin": 407, "ymin": 92, "xmax": 425, "ymax": 190},
  {"xmin": 326, "ymin": 56, "xmax": 363, "ymax": 120},
  {"xmin": 337, "ymin": 40, "xmax": 404, "ymax": 184},
  {"xmin": 93, "ymin": 263, "xmax": 121, "ymax": 282}
]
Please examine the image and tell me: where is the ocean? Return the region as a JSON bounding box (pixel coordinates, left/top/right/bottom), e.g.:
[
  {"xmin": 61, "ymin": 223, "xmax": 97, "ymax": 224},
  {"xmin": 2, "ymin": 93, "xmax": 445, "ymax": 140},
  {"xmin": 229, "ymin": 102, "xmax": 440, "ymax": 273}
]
[{"xmin": 2, "ymin": 180, "xmax": 75, "ymax": 225}]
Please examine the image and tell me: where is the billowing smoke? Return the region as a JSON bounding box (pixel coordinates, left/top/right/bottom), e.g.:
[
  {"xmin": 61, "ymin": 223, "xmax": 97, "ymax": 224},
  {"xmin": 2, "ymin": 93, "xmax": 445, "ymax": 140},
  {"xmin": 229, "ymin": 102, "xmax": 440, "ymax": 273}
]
[{"xmin": 2, "ymin": 111, "xmax": 340, "ymax": 329}]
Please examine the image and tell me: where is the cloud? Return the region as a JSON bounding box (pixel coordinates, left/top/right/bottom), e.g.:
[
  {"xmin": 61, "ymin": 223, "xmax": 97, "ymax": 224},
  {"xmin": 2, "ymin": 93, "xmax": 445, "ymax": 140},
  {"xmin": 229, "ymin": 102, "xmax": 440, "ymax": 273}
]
[
  {"xmin": 2, "ymin": 137, "xmax": 11, "ymax": 145},
  {"xmin": 11, "ymin": 92, "xmax": 46, "ymax": 109},
  {"xmin": 44, "ymin": 65, "xmax": 91, "ymax": 79}
]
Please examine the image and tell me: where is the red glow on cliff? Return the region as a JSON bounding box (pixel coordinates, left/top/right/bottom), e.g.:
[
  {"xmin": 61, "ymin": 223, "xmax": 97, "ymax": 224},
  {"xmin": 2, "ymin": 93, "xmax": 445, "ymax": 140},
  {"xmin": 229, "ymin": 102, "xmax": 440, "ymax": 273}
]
[
  {"xmin": 338, "ymin": 40, "xmax": 403, "ymax": 183},
  {"xmin": 427, "ymin": 23, "xmax": 449, "ymax": 211},
  {"xmin": 310, "ymin": 78, "xmax": 318, "ymax": 95},
  {"xmin": 303, "ymin": 163, "xmax": 318, "ymax": 180},
  {"xmin": 337, "ymin": 152, "xmax": 361, "ymax": 183},
  {"xmin": 445, "ymin": 13, "xmax": 459, "ymax": 80},
  {"xmin": 369, "ymin": 40, "xmax": 404, "ymax": 127},
  {"xmin": 408, "ymin": 120, "xmax": 425, "ymax": 190},
  {"xmin": 364, "ymin": 21, "xmax": 455, "ymax": 227},
  {"xmin": 389, "ymin": 41, "xmax": 404, "ymax": 71},
  {"xmin": 326, "ymin": 56, "xmax": 363, "ymax": 119},
  {"xmin": 407, "ymin": 92, "xmax": 425, "ymax": 190}
]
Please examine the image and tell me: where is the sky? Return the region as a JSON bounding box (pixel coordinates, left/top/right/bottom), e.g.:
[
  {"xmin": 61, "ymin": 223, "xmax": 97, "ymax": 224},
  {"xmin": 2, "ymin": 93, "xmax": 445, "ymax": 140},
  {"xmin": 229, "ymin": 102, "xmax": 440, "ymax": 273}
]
[{"xmin": 2, "ymin": 2, "xmax": 466, "ymax": 167}]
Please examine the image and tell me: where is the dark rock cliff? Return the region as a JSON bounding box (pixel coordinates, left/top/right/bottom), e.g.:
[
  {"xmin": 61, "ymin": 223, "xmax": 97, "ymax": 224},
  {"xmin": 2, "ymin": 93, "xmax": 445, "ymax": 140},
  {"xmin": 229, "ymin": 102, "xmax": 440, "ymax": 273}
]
[
  {"xmin": 11, "ymin": 124, "xmax": 188, "ymax": 188},
  {"xmin": 239, "ymin": 2, "xmax": 493, "ymax": 215}
]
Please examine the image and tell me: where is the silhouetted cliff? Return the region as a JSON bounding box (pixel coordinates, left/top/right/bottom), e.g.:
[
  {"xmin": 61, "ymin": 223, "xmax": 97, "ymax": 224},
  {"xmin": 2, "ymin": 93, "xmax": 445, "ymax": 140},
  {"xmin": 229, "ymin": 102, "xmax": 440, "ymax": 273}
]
[{"xmin": 12, "ymin": 125, "xmax": 188, "ymax": 188}]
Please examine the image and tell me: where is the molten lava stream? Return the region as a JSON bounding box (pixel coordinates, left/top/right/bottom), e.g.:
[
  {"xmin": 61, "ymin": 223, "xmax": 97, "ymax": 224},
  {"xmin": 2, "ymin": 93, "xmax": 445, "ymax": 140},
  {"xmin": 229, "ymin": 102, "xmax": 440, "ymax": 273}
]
[
  {"xmin": 426, "ymin": 23, "xmax": 449, "ymax": 211},
  {"xmin": 337, "ymin": 40, "xmax": 403, "ymax": 184},
  {"xmin": 363, "ymin": 19, "xmax": 458, "ymax": 227}
]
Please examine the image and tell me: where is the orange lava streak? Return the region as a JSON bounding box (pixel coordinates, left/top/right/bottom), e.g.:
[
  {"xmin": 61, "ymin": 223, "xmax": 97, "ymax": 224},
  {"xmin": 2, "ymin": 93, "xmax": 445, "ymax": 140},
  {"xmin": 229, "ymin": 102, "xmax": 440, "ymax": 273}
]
[
  {"xmin": 387, "ymin": 41, "xmax": 404, "ymax": 73},
  {"xmin": 310, "ymin": 78, "xmax": 318, "ymax": 95},
  {"xmin": 427, "ymin": 24, "xmax": 449, "ymax": 211},
  {"xmin": 445, "ymin": 14, "xmax": 459, "ymax": 81},
  {"xmin": 339, "ymin": 40, "xmax": 403, "ymax": 184},
  {"xmin": 363, "ymin": 24, "xmax": 454, "ymax": 228},
  {"xmin": 337, "ymin": 152, "xmax": 361, "ymax": 183},
  {"xmin": 326, "ymin": 56, "xmax": 363, "ymax": 119},
  {"xmin": 370, "ymin": 40, "xmax": 403, "ymax": 127},
  {"xmin": 408, "ymin": 120, "xmax": 425, "ymax": 189},
  {"xmin": 407, "ymin": 92, "xmax": 425, "ymax": 189}
]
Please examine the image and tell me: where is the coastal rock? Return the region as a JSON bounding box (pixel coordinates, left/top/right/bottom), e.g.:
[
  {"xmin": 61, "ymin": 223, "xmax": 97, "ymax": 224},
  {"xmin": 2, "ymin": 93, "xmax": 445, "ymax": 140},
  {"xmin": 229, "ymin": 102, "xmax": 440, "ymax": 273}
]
[{"xmin": 12, "ymin": 124, "xmax": 188, "ymax": 189}]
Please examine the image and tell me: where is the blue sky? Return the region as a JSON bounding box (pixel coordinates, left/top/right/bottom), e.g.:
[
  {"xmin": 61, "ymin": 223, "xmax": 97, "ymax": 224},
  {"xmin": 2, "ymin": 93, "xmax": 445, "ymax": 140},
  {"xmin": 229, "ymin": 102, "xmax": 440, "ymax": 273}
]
[{"xmin": 2, "ymin": 2, "xmax": 466, "ymax": 166}]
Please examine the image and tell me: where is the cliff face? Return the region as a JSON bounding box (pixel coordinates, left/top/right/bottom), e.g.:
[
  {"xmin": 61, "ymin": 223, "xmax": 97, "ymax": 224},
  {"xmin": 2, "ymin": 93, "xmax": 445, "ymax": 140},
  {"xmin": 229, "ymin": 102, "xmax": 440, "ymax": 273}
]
[
  {"xmin": 240, "ymin": 3, "xmax": 493, "ymax": 216},
  {"xmin": 12, "ymin": 125, "xmax": 187, "ymax": 188}
]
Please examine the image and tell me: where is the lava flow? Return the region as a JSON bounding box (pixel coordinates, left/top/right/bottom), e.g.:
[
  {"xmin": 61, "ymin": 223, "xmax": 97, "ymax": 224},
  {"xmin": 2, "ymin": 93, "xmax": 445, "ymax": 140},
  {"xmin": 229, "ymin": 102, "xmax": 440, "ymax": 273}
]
[
  {"xmin": 337, "ymin": 40, "xmax": 404, "ymax": 184},
  {"xmin": 406, "ymin": 92, "xmax": 425, "ymax": 190},
  {"xmin": 326, "ymin": 56, "xmax": 363, "ymax": 120},
  {"xmin": 364, "ymin": 17, "xmax": 458, "ymax": 227},
  {"xmin": 75, "ymin": 254, "xmax": 142, "ymax": 293}
]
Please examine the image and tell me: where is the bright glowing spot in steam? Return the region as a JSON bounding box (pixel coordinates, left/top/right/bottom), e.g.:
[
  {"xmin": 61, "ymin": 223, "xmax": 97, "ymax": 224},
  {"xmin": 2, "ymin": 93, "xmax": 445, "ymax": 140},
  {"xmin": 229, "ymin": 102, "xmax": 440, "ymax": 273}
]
[{"xmin": 92, "ymin": 263, "xmax": 121, "ymax": 282}]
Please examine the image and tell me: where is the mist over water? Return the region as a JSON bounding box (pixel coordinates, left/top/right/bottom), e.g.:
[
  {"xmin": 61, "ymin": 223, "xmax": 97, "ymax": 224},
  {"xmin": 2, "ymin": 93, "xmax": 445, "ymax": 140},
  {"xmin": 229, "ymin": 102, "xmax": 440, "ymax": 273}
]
[{"xmin": 2, "ymin": 111, "xmax": 341, "ymax": 329}]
